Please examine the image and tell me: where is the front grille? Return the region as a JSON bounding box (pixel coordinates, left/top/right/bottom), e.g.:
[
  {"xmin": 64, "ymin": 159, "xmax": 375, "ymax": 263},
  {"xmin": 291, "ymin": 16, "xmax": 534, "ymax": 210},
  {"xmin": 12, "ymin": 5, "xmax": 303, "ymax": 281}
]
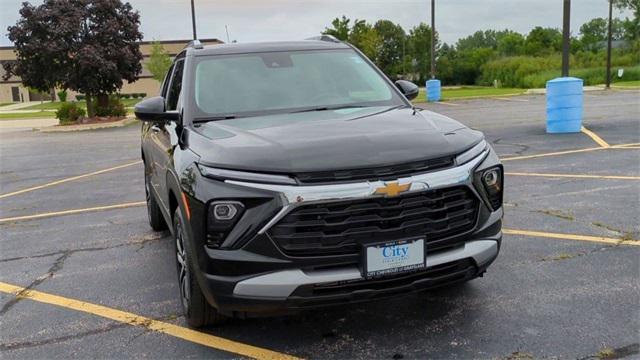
[
  {"xmin": 294, "ymin": 156, "xmax": 454, "ymax": 184},
  {"xmin": 268, "ymin": 186, "xmax": 479, "ymax": 257}
]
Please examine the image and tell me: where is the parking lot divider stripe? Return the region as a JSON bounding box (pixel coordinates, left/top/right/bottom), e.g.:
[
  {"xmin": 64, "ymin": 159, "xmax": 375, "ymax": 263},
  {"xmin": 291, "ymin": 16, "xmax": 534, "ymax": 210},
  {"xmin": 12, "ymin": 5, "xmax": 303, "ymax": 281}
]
[
  {"xmin": 613, "ymin": 143, "xmax": 640, "ymax": 148},
  {"xmin": 503, "ymin": 229, "xmax": 639, "ymax": 246},
  {"xmin": 0, "ymin": 282, "xmax": 300, "ymax": 360},
  {"xmin": 506, "ymin": 172, "xmax": 640, "ymax": 180},
  {"xmin": 0, "ymin": 160, "xmax": 142, "ymax": 200},
  {"xmin": 0, "ymin": 201, "xmax": 146, "ymax": 223},
  {"xmin": 581, "ymin": 127, "xmax": 610, "ymax": 148},
  {"xmin": 501, "ymin": 147, "xmax": 604, "ymax": 161}
]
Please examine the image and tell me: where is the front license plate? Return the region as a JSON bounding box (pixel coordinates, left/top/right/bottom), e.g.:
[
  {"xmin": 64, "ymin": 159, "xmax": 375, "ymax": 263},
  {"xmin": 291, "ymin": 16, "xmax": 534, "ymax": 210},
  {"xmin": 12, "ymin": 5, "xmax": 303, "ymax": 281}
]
[{"xmin": 363, "ymin": 239, "xmax": 426, "ymax": 278}]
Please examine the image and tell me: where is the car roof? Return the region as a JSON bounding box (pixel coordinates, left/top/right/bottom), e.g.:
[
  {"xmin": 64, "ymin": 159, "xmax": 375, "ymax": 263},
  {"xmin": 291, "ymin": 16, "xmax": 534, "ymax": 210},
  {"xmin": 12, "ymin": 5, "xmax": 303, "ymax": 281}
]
[{"xmin": 191, "ymin": 40, "xmax": 352, "ymax": 56}]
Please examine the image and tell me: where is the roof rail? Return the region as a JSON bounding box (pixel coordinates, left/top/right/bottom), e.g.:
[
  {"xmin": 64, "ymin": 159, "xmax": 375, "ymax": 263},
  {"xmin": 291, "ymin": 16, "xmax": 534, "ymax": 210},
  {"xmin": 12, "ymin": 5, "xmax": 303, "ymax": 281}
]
[
  {"xmin": 305, "ymin": 35, "xmax": 341, "ymax": 43},
  {"xmin": 185, "ymin": 39, "xmax": 203, "ymax": 50}
]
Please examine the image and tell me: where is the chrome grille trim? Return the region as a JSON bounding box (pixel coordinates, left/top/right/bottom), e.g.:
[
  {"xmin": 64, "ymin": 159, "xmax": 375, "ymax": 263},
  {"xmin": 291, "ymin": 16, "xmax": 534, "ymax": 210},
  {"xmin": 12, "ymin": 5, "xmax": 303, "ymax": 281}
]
[{"xmin": 225, "ymin": 150, "xmax": 488, "ymax": 235}]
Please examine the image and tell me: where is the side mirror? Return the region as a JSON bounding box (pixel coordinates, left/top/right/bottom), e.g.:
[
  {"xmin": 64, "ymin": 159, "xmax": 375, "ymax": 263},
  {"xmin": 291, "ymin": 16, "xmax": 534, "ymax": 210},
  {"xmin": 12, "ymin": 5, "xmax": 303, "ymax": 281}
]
[
  {"xmin": 395, "ymin": 80, "xmax": 419, "ymax": 101},
  {"xmin": 134, "ymin": 96, "xmax": 178, "ymax": 122}
]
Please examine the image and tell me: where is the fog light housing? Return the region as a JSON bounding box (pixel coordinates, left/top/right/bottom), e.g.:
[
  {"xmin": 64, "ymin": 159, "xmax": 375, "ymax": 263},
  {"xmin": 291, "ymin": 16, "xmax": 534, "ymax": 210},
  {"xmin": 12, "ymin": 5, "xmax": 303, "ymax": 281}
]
[
  {"xmin": 483, "ymin": 169, "xmax": 500, "ymax": 187},
  {"xmin": 207, "ymin": 201, "xmax": 244, "ymax": 248},
  {"xmin": 478, "ymin": 166, "xmax": 503, "ymax": 210},
  {"xmin": 213, "ymin": 203, "xmax": 238, "ymax": 220}
]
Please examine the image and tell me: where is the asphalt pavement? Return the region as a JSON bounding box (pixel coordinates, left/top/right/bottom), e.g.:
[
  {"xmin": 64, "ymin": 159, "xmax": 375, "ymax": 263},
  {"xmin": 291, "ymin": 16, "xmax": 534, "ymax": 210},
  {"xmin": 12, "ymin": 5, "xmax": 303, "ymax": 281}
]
[{"xmin": 0, "ymin": 90, "xmax": 639, "ymax": 359}]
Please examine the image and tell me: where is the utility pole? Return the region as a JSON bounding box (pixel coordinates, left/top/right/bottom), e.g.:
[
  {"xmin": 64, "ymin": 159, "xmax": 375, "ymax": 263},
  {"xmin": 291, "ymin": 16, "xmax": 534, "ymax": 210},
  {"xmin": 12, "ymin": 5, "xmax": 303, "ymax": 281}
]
[
  {"xmin": 225, "ymin": 25, "xmax": 231, "ymax": 43},
  {"xmin": 561, "ymin": 0, "xmax": 570, "ymax": 77},
  {"xmin": 606, "ymin": 0, "xmax": 613, "ymax": 88},
  {"xmin": 430, "ymin": 0, "xmax": 436, "ymax": 79},
  {"xmin": 190, "ymin": 0, "xmax": 197, "ymax": 40}
]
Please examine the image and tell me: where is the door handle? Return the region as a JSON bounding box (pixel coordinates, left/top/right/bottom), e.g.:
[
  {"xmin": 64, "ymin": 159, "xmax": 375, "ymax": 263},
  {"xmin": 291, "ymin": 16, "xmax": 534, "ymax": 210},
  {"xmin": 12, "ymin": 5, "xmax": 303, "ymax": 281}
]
[{"xmin": 150, "ymin": 125, "xmax": 161, "ymax": 133}]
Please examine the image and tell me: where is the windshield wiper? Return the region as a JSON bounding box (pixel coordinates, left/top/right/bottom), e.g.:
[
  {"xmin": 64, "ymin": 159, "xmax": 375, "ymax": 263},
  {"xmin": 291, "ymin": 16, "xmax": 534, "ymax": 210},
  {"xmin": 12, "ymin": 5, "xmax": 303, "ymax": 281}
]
[
  {"xmin": 290, "ymin": 104, "xmax": 370, "ymax": 114},
  {"xmin": 193, "ymin": 115, "xmax": 237, "ymax": 123}
]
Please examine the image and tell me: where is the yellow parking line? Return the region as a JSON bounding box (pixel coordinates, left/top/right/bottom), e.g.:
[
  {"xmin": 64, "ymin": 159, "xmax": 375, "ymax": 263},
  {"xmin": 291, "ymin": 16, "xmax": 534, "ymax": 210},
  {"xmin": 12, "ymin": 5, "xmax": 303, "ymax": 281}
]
[
  {"xmin": 501, "ymin": 146, "xmax": 604, "ymax": 161},
  {"xmin": 613, "ymin": 143, "xmax": 640, "ymax": 148},
  {"xmin": 0, "ymin": 160, "xmax": 142, "ymax": 200},
  {"xmin": 0, "ymin": 282, "xmax": 299, "ymax": 360},
  {"xmin": 581, "ymin": 126, "xmax": 610, "ymax": 148},
  {"xmin": 506, "ymin": 172, "xmax": 640, "ymax": 180},
  {"xmin": 0, "ymin": 201, "xmax": 146, "ymax": 223},
  {"xmin": 501, "ymin": 142, "xmax": 639, "ymax": 162},
  {"xmin": 503, "ymin": 228, "xmax": 638, "ymax": 246}
]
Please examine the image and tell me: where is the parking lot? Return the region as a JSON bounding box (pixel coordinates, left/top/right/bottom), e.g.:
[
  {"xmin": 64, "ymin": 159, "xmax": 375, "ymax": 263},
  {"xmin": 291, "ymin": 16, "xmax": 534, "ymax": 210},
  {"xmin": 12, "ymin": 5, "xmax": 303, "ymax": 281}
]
[{"xmin": 1, "ymin": 90, "xmax": 638, "ymax": 359}]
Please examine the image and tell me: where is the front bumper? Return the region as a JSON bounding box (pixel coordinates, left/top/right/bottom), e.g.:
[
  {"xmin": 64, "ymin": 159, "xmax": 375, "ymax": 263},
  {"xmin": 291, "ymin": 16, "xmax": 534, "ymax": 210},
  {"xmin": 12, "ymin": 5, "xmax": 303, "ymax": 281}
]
[
  {"xmin": 234, "ymin": 239, "xmax": 498, "ymax": 298},
  {"xmin": 205, "ymin": 235, "xmax": 500, "ymax": 315}
]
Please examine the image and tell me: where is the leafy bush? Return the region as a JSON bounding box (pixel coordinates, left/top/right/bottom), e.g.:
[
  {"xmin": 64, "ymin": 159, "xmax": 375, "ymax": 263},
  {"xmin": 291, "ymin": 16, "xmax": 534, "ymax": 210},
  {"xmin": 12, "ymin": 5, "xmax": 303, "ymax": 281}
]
[
  {"xmin": 95, "ymin": 95, "xmax": 127, "ymax": 117},
  {"xmin": 479, "ymin": 56, "xmax": 559, "ymax": 87},
  {"xmin": 122, "ymin": 94, "xmax": 131, "ymax": 99},
  {"xmin": 57, "ymin": 90, "xmax": 68, "ymax": 102},
  {"xmin": 56, "ymin": 102, "xmax": 85, "ymax": 125},
  {"xmin": 521, "ymin": 65, "xmax": 640, "ymax": 88},
  {"xmin": 129, "ymin": 93, "xmax": 138, "ymax": 99},
  {"xmin": 76, "ymin": 94, "xmax": 85, "ymax": 101},
  {"xmin": 140, "ymin": 93, "xmax": 147, "ymax": 98}
]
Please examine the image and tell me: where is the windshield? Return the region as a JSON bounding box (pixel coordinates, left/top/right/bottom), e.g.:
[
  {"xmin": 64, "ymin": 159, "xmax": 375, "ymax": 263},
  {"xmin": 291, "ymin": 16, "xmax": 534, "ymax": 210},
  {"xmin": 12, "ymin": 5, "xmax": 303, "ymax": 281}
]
[{"xmin": 193, "ymin": 49, "xmax": 404, "ymax": 118}]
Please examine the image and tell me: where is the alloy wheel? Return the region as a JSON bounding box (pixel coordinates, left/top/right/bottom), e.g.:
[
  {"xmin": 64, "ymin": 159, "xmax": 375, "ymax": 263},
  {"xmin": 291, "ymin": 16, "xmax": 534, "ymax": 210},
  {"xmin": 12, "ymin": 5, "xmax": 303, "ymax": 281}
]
[{"xmin": 175, "ymin": 221, "xmax": 191, "ymax": 310}]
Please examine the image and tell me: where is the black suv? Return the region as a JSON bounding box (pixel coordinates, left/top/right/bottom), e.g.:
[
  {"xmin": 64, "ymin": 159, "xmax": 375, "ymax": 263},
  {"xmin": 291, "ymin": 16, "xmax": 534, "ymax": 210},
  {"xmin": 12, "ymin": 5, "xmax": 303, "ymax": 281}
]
[{"xmin": 135, "ymin": 36, "xmax": 503, "ymax": 327}]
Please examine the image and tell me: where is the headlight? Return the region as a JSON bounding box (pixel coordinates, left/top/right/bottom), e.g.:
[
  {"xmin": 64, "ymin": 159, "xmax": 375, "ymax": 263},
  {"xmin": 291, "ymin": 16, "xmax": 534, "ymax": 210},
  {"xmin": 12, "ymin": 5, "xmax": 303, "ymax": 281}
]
[{"xmin": 206, "ymin": 201, "xmax": 244, "ymax": 248}]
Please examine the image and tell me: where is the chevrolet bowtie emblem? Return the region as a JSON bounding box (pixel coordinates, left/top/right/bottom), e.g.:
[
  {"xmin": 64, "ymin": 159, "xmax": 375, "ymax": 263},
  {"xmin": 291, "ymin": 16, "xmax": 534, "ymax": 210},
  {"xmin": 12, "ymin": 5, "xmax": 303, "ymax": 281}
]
[{"xmin": 374, "ymin": 181, "xmax": 411, "ymax": 197}]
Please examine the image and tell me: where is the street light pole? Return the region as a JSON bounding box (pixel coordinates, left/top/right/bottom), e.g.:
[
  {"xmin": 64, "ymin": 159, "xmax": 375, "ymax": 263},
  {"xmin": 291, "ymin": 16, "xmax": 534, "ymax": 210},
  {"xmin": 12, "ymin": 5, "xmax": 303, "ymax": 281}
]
[
  {"xmin": 606, "ymin": 0, "xmax": 613, "ymax": 88},
  {"xmin": 430, "ymin": 0, "xmax": 435, "ymax": 79},
  {"xmin": 190, "ymin": 0, "xmax": 197, "ymax": 40},
  {"xmin": 561, "ymin": 0, "xmax": 571, "ymax": 77}
]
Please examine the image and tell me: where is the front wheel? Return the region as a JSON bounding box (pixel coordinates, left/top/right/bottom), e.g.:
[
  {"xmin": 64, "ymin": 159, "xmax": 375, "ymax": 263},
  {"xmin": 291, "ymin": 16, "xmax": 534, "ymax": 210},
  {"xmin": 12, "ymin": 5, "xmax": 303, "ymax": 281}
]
[{"xmin": 173, "ymin": 208, "xmax": 226, "ymax": 327}]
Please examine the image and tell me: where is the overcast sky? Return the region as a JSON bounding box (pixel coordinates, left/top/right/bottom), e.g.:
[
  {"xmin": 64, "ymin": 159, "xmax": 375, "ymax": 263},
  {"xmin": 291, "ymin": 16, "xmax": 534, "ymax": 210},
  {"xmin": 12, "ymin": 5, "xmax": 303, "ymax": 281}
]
[{"xmin": 0, "ymin": 0, "xmax": 630, "ymax": 46}]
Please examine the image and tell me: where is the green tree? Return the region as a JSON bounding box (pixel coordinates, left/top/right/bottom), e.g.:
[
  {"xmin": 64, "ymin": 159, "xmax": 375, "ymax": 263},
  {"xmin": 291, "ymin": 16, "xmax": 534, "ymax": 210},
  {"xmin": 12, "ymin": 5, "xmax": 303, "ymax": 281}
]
[
  {"xmin": 4, "ymin": 0, "xmax": 143, "ymax": 117},
  {"xmin": 406, "ymin": 23, "xmax": 435, "ymax": 83},
  {"xmin": 349, "ymin": 20, "xmax": 381, "ymax": 61},
  {"xmin": 373, "ymin": 20, "xmax": 406, "ymax": 78},
  {"xmin": 613, "ymin": 0, "xmax": 640, "ymax": 41},
  {"xmin": 146, "ymin": 41, "xmax": 172, "ymax": 82},
  {"xmin": 579, "ymin": 18, "xmax": 608, "ymax": 51},
  {"xmin": 497, "ymin": 32, "xmax": 525, "ymax": 56},
  {"xmin": 323, "ymin": 16, "xmax": 351, "ymax": 41},
  {"xmin": 524, "ymin": 27, "xmax": 563, "ymax": 55}
]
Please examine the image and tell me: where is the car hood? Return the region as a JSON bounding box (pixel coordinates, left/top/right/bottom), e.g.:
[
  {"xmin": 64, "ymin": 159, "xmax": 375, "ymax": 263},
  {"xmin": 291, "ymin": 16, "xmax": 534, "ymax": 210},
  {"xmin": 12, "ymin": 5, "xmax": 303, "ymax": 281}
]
[{"xmin": 190, "ymin": 106, "xmax": 483, "ymax": 173}]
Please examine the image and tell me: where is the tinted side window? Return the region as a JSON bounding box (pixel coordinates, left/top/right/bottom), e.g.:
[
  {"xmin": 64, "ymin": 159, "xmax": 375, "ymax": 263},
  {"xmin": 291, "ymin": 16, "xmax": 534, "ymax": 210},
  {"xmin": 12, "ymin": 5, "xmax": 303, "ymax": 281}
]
[
  {"xmin": 160, "ymin": 63, "xmax": 175, "ymax": 98},
  {"xmin": 166, "ymin": 60, "xmax": 185, "ymax": 111}
]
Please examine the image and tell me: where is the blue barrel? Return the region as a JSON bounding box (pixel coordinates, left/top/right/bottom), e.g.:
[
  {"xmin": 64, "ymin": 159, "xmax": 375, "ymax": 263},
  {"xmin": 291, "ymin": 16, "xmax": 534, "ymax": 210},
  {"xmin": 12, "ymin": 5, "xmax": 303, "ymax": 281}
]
[
  {"xmin": 426, "ymin": 79, "xmax": 441, "ymax": 102},
  {"xmin": 546, "ymin": 77, "xmax": 583, "ymax": 133}
]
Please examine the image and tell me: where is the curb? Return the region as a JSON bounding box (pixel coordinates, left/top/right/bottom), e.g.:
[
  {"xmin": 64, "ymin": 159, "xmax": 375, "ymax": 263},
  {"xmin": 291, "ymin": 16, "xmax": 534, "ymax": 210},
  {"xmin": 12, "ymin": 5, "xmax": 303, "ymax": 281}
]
[
  {"xmin": 413, "ymin": 91, "xmax": 527, "ymax": 104},
  {"xmin": 37, "ymin": 117, "xmax": 137, "ymax": 132},
  {"xmin": 525, "ymin": 86, "xmax": 606, "ymax": 95}
]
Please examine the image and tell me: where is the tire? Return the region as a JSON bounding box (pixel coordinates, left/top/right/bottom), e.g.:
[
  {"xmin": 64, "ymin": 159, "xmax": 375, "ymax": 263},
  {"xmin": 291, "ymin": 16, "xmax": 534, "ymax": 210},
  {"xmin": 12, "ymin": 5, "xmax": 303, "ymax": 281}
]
[
  {"xmin": 145, "ymin": 168, "xmax": 167, "ymax": 231},
  {"xmin": 173, "ymin": 208, "xmax": 226, "ymax": 327}
]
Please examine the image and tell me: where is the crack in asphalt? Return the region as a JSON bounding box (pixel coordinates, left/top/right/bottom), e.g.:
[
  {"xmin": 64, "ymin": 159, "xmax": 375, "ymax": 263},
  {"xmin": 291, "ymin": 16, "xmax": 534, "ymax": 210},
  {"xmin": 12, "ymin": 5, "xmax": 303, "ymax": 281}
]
[
  {"xmin": 0, "ymin": 251, "xmax": 71, "ymax": 316},
  {"xmin": 0, "ymin": 232, "xmax": 168, "ymax": 264},
  {"xmin": 492, "ymin": 138, "xmax": 530, "ymax": 156},
  {"xmin": 578, "ymin": 343, "xmax": 639, "ymax": 360},
  {"xmin": 0, "ymin": 232, "xmax": 168, "ymax": 315}
]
